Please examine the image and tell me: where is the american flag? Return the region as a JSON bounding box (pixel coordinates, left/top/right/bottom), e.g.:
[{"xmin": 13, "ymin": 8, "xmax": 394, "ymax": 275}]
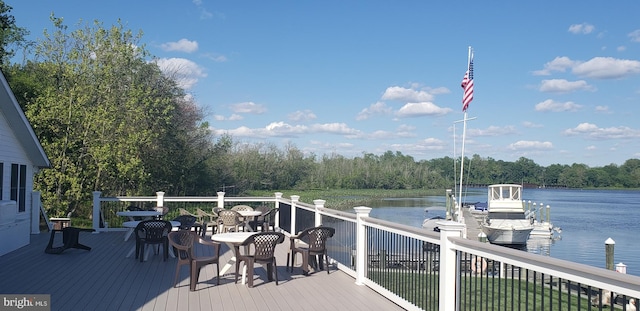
[{"xmin": 461, "ymin": 55, "xmax": 474, "ymax": 111}]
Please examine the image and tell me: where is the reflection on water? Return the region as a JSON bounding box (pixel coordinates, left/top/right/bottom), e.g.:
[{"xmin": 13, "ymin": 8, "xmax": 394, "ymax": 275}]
[{"xmin": 365, "ymin": 189, "xmax": 640, "ymax": 277}]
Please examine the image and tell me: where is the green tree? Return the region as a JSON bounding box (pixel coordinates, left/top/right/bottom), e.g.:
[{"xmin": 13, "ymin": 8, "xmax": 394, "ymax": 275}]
[
  {"xmin": 0, "ymin": 1, "xmax": 29, "ymax": 68},
  {"xmin": 11, "ymin": 16, "xmax": 213, "ymax": 217}
]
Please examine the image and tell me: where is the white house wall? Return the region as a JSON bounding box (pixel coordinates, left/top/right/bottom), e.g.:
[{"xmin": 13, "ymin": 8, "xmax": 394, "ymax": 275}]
[{"xmin": 0, "ymin": 108, "xmax": 34, "ymax": 256}]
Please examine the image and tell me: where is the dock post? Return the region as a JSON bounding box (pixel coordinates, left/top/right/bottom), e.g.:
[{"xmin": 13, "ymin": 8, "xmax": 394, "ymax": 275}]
[{"xmin": 605, "ymin": 238, "xmax": 615, "ymax": 270}]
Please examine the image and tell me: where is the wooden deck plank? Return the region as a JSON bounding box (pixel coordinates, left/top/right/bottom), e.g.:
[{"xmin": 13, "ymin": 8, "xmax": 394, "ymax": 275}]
[{"xmin": 0, "ymin": 231, "xmax": 404, "ymax": 311}]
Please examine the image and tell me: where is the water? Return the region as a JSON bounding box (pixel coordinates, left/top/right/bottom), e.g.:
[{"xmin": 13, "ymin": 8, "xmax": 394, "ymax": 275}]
[{"xmin": 366, "ymin": 188, "xmax": 640, "ymax": 277}]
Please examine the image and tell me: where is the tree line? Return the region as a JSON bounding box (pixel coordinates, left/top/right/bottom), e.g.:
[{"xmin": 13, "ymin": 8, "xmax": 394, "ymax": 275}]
[{"xmin": 1, "ymin": 4, "xmax": 638, "ymax": 220}]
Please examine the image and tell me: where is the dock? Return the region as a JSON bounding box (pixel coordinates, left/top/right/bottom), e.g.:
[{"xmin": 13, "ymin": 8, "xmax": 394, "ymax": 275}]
[{"xmin": 462, "ymin": 207, "xmax": 485, "ymax": 241}]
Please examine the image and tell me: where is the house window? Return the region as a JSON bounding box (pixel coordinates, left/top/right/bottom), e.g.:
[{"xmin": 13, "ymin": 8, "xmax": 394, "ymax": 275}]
[{"xmin": 11, "ymin": 164, "xmax": 26, "ymax": 212}]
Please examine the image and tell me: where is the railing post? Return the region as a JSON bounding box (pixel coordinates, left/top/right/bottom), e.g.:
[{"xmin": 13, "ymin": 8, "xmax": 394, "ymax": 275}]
[
  {"xmin": 438, "ymin": 220, "xmax": 465, "ymax": 311},
  {"xmin": 290, "ymin": 195, "xmax": 299, "ymax": 235},
  {"xmin": 156, "ymin": 191, "xmax": 165, "ymax": 207},
  {"xmin": 274, "ymin": 192, "xmax": 282, "ymax": 229},
  {"xmin": 313, "ymin": 199, "xmax": 325, "ymax": 227},
  {"xmin": 31, "ymin": 191, "xmax": 41, "ymax": 234},
  {"xmin": 217, "ymin": 191, "xmax": 225, "ymax": 209},
  {"xmin": 93, "ymin": 191, "xmax": 102, "ymax": 232},
  {"xmin": 354, "ymin": 206, "xmax": 371, "ymax": 286}
]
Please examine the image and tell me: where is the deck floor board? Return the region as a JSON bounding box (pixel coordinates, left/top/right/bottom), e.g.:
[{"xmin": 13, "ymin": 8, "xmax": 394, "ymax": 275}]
[{"xmin": 1, "ymin": 230, "xmax": 404, "ymax": 311}]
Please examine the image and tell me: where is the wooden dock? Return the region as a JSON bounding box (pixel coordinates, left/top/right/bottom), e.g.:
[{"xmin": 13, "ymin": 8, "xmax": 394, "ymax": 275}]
[{"xmin": 462, "ymin": 207, "xmax": 486, "ymax": 241}]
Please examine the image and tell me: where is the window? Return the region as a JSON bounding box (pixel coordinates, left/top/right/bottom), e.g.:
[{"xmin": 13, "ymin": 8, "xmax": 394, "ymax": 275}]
[{"xmin": 11, "ymin": 164, "xmax": 26, "ymax": 212}]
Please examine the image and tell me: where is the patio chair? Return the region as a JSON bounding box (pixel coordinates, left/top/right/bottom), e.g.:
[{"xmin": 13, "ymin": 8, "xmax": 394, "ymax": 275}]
[
  {"xmin": 172, "ymin": 214, "xmax": 202, "ymax": 235},
  {"xmin": 216, "ymin": 210, "xmax": 243, "ymax": 233},
  {"xmin": 134, "ymin": 220, "xmax": 172, "ymax": 262},
  {"xmin": 196, "ymin": 208, "xmax": 218, "ymax": 236},
  {"xmin": 249, "ymin": 207, "xmax": 279, "ymax": 232},
  {"xmin": 231, "ymin": 204, "xmax": 254, "ymax": 224},
  {"xmin": 44, "ymin": 227, "xmax": 95, "ymax": 254},
  {"xmin": 168, "ymin": 230, "xmax": 221, "ymax": 291},
  {"xmin": 234, "ymin": 231, "xmax": 285, "ymax": 287},
  {"xmin": 287, "ymin": 226, "xmax": 336, "ymax": 275}
]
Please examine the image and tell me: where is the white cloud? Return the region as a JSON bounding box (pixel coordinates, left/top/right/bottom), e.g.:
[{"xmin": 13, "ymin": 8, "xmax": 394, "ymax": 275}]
[
  {"xmin": 468, "ymin": 125, "xmax": 518, "ymax": 137},
  {"xmin": 288, "ymin": 110, "xmax": 317, "ymax": 122},
  {"xmin": 229, "ymin": 102, "xmax": 267, "ymax": 114},
  {"xmin": 356, "ymin": 101, "xmax": 393, "ymax": 120},
  {"xmin": 381, "ymin": 86, "xmax": 434, "ymax": 102},
  {"xmin": 154, "ymin": 58, "xmax": 206, "ymax": 89},
  {"xmin": 396, "ymin": 102, "xmax": 451, "ymax": 118},
  {"xmin": 160, "ymin": 39, "xmax": 199, "ymax": 53},
  {"xmin": 533, "ymin": 56, "xmax": 576, "ymax": 76},
  {"xmin": 568, "ymin": 23, "xmax": 595, "ymax": 34},
  {"xmin": 595, "ymin": 106, "xmax": 610, "ymax": 113},
  {"xmin": 507, "ymin": 141, "xmax": 553, "ymax": 150},
  {"xmin": 629, "ymin": 29, "xmax": 640, "ymax": 42},
  {"xmin": 563, "ymin": 123, "xmax": 640, "ymax": 139},
  {"xmin": 535, "ymin": 99, "xmax": 582, "ymax": 112},
  {"xmin": 586, "ymin": 145, "xmax": 597, "ymax": 150},
  {"xmin": 572, "ymin": 57, "xmax": 640, "ymax": 79},
  {"xmin": 522, "ymin": 121, "xmax": 543, "ymax": 128},
  {"xmin": 539, "ymin": 79, "xmax": 595, "ymax": 93}
]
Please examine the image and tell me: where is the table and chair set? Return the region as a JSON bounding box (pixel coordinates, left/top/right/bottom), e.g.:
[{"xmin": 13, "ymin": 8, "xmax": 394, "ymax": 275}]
[{"xmin": 71, "ymin": 204, "xmax": 335, "ymax": 291}]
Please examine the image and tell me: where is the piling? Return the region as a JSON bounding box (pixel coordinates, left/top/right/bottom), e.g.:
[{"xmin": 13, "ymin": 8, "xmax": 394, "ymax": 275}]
[{"xmin": 605, "ymin": 238, "xmax": 615, "ymax": 270}]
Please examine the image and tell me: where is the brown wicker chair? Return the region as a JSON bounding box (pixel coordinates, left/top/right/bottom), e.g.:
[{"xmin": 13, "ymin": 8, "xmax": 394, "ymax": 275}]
[
  {"xmin": 234, "ymin": 231, "xmax": 285, "ymax": 287},
  {"xmin": 134, "ymin": 220, "xmax": 172, "ymax": 262},
  {"xmin": 196, "ymin": 208, "xmax": 218, "ymax": 236},
  {"xmin": 168, "ymin": 231, "xmax": 221, "ymax": 291},
  {"xmin": 231, "ymin": 204, "xmax": 254, "ymax": 225},
  {"xmin": 217, "ymin": 210, "xmax": 242, "ymax": 233},
  {"xmin": 249, "ymin": 207, "xmax": 279, "ymax": 232},
  {"xmin": 172, "ymin": 214, "xmax": 202, "ymax": 235},
  {"xmin": 287, "ymin": 226, "xmax": 335, "ymax": 275}
]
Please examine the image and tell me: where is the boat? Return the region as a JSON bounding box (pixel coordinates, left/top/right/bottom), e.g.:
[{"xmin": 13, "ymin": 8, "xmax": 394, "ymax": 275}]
[{"xmin": 480, "ymin": 184, "xmax": 534, "ymax": 245}]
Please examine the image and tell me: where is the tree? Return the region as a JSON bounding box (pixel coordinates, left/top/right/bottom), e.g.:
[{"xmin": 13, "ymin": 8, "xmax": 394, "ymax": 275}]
[
  {"xmin": 0, "ymin": 1, "xmax": 29, "ymax": 68},
  {"xmin": 10, "ymin": 16, "xmax": 213, "ymax": 217}
]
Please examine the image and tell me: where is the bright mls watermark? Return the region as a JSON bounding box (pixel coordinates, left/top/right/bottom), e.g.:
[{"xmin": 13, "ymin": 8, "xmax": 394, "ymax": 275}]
[{"xmin": 0, "ymin": 295, "xmax": 50, "ymax": 311}]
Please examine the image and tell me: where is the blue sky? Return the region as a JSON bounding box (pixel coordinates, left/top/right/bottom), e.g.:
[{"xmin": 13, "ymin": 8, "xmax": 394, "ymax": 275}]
[{"xmin": 8, "ymin": 1, "xmax": 640, "ymax": 167}]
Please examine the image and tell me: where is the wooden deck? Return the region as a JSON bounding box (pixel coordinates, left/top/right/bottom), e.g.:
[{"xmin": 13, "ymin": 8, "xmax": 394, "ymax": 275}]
[{"xmin": 0, "ymin": 230, "xmax": 404, "ymax": 311}]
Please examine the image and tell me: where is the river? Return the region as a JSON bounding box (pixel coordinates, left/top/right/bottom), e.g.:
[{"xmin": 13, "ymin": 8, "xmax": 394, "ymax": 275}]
[{"xmin": 366, "ymin": 188, "xmax": 640, "ymax": 277}]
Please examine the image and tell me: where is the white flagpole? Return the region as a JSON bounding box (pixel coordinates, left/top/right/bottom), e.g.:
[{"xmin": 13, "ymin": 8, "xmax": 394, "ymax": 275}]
[{"xmin": 457, "ymin": 46, "xmax": 472, "ymax": 223}]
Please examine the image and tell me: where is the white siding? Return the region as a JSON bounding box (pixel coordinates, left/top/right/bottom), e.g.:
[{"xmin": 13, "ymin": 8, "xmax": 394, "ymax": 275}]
[{"xmin": 0, "ymin": 107, "xmax": 35, "ymax": 255}]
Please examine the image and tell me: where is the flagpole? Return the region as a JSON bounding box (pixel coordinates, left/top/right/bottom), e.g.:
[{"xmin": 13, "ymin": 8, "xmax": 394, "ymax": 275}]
[{"xmin": 457, "ymin": 46, "xmax": 472, "ymax": 223}]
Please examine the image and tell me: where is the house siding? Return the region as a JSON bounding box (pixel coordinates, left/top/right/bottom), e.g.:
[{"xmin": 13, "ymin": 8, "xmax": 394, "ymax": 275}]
[{"xmin": 0, "ymin": 107, "xmax": 34, "ymax": 255}]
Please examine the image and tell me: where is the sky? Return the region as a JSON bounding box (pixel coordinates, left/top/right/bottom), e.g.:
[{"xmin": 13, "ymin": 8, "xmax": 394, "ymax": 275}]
[{"xmin": 7, "ymin": 1, "xmax": 640, "ymax": 167}]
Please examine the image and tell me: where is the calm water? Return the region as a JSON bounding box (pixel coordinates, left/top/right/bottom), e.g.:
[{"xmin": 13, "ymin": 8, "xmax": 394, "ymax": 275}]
[{"xmin": 367, "ymin": 188, "xmax": 640, "ymax": 276}]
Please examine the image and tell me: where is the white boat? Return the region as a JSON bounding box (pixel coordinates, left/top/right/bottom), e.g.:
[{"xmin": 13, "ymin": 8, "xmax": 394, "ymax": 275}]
[{"xmin": 481, "ymin": 184, "xmax": 533, "ymax": 245}]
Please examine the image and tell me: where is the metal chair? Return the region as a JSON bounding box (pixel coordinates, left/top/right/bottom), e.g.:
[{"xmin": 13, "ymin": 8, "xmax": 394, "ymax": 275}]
[
  {"xmin": 287, "ymin": 226, "xmax": 335, "ymax": 275},
  {"xmin": 168, "ymin": 231, "xmax": 221, "ymax": 291},
  {"xmin": 234, "ymin": 231, "xmax": 285, "ymax": 287},
  {"xmin": 134, "ymin": 220, "xmax": 172, "ymax": 262}
]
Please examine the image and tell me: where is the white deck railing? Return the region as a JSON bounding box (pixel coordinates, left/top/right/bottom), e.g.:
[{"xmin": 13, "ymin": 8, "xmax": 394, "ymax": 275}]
[{"xmin": 91, "ymin": 191, "xmax": 640, "ymax": 311}]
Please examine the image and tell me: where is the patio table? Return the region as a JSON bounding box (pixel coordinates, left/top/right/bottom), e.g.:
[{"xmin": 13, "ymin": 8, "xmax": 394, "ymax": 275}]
[
  {"xmin": 210, "ymin": 232, "xmax": 256, "ymax": 284},
  {"xmin": 237, "ymin": 210, "xmax": 263, "ymax": 232},
  {"xmin": 116, "ymin": 211, "xmax": 161, "ymax": 241}
]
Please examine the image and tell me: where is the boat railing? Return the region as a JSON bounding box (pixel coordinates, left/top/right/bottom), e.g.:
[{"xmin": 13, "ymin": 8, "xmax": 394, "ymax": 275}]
[{"xmin": 91, "ymin": 191, "xmax": 640, "ymax": 311}]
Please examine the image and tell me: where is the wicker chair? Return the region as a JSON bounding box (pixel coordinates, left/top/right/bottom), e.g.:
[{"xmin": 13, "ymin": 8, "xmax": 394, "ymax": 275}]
[
  {"xmin": 216, "ymin": 210, "xmax": 242, "ymax": 233},
  {"xmin": 249, "ymin": 207, "xmax": 279, "ymax": 232},
  {"xmin": 234, "ymin": 231, "xmax": 285, "ymax": 287},
  {"xmin": 287, "ymin": 226, "xmax": 336, "ymax": 275},
  {"xmin": 168, "ymin": 231, "xmax": 221, "ymax": 291},
  {"xmin": 196, "ymin": 208, "xmax": 218, "ymax": 236},
  {"xmin": 134, "ymin": 220, "xmax": 172, "ymax": 262},
  {"xmin": 172, "ymin": 214, "xmax": 202, "ymax": 234}
]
